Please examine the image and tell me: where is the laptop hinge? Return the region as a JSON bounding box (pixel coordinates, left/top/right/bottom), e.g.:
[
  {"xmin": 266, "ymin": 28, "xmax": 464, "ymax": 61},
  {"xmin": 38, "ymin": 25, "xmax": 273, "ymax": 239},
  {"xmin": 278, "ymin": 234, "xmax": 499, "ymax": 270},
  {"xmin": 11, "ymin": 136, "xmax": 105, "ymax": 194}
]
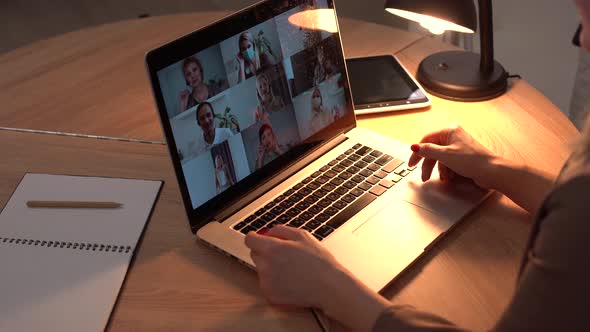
[{"xmin": 212, "ymin": 134, "xmax": 349, "ymax": 222}]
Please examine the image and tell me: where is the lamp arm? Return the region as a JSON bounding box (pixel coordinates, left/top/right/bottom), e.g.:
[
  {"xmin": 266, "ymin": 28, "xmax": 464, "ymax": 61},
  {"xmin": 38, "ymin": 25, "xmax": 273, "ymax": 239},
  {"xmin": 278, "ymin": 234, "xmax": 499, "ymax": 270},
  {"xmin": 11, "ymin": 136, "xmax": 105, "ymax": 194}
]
[{"xmin": 478, "ymin": 0, "xmax": 495, "ymax": 75}]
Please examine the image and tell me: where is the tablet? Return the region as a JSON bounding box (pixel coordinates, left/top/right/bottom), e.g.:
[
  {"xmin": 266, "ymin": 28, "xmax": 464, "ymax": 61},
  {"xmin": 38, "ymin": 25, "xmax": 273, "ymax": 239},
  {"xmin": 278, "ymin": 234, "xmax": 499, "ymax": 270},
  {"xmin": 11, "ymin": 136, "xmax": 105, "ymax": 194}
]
[{"xmin": 346, "ymin": 55, "xmax": 430, "ymax": 114}]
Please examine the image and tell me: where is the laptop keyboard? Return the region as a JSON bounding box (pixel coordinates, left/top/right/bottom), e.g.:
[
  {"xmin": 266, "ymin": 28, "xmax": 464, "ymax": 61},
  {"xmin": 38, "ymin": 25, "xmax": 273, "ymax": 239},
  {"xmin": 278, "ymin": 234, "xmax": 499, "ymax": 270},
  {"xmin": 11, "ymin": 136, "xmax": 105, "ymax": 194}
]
[{"xmin": 232, "ymin": 143, "xmax": 416, "ymax": 241}]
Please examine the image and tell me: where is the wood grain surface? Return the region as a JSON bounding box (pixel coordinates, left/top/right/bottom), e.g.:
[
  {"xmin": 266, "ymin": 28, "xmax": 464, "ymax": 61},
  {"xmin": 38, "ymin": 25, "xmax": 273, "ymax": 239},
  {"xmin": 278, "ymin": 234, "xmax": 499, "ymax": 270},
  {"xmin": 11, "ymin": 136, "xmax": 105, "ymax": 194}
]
[{"xmin": 0, "ymin": 10, "xmax": 581, "ymax": 332}]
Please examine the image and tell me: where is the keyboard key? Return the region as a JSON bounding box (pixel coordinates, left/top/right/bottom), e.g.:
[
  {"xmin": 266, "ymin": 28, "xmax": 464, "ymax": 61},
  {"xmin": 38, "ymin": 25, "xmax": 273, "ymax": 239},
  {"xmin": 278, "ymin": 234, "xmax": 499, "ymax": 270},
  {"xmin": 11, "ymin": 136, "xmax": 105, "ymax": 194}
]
[
  {"xmin": 279, "ymin": 199, "xmax": 295, "ymax": 208},
  {"xmin": 288, "ymin": 219, "xmax": 305, "ymax": 227},
  {"xmin": 255, "ymin": 208, "xmax": 266, "ymax": 216},
  {"xmin": 328, "ymin": 159, "xmax": 338, "ymax": 166},
  {"xmin": 307, "ymin": 182, "xmax": 320, "ymax": 190},
  {"xmin": 347, "ymin": 154, "xmax": 361, "ymax": 161},
  {"xmin": 329, "ymin": 177, "xmax": 344, "ymax": 186},
  {"xmin": 336, "ymin": 154, "xmax": 347, "ymax": 160},
  {"xmin": 331, "ymin": 165, "xmax": 345, "ymax": 173},
  {"xmin": 400, "ymin": 169, "xmax": 411, "ymax": 177},
  {"xmin": 324, "ymin": 170, "xmax": 338, "ymax": 178},
  {"xmin": 315, "ymin": 225, "xmax": 335, "ymax": 238},
  {"xmin": 270, "ymin": 206, "xmax": 285, "ymax": 215},
  {"xmin": 322, "ymin": 183, "xmax": 336, "ymax": 192},
  {"xmin": 366, "ymin": 176, "xmax": 380, "ymax": 185},
  {"xmin": 302, "ymin": 225, "xmax": 314, "ymax": 232},
  {"xmin": 316, "ymin": 213, "xmax": 330, "ymax": 223},
  {"xmin": 313, "ymin": 188, "xmax": 328, "ymax": 198},
  {"xmin": 295, "ymin": 202, "xmax": 311, "ymax": 210},
  {"xmin": 358, "ymin": 182, "xmax": 373, "ymax": 191},
  {"xmin": 352, "ymin": 143, "xmax": 362, "ymax": 149},
  {"xmin": 343, "ymin": 181, "xmax": 357, "ymax": 189},
  {"xmin": 318, "ymin": 199, "xmax": 332, "ymax": 208},
  {"xmin": 309, "ymin": 205, "xmax": 323, "ymax": 214},
  {"xmin": 275, "ymin": 194, "xmax": 287, "ymax": 202},
  {"xmin": 390, "ymin": 174, "xmax": 403, "ymax": 182},
  {"xmin": 252, "ymin": 220, "xmax": 266, "ymax": 229},
  {"xmin": 303, "ymin": 196, "xmax": 316, "ymax": 204},
  {"xmin": 320, "ymin": 165, "xmax": 330, "ymax": 172},
  {"xmin": 339, "ymin": 159, "xmax": 353, "ymax": 167},
  {"xmin": 327, "ymin": 193, "xmax": 377, "ymax": 228},
  {"xmin": 370, "ymin": 185, "xmax": 387, "ymax": 196},
  {"xmin": 394, "ymin": 164, "xmax": 406, "ymax": 175},
  {"xmin": 342, "ymin": 194, "xmax": 356, "ymax": 203},
  {"xmin": 303, "ymin": 176, "xmax": 314, "ymax": 183},
  {"xmin": 375, "ymin": 154, "xmax": 394, "ymax": 166},
  {"xmin": 344, "ymin": 148, "xmax": 355, "ymax": 155},
  {"xmin": 367, "ymin": 163, "xmax": 381, "ymax": 171},
  {"xmin": 264, "ymin": 201, "xmax": 276, "ymax": 209},
  {"xmin": 354, "ymin": 160, "xmax": 369, "ymax": 169},
  {"xmin": 374, "ymin": 170, "xmax": 388, "ymax": 179},
  {"xmin": 346, "ymin": 166, "xmax": 361, "ymax": 174},
  {"xmin": 245, "ymin": 215, "xmax": 256, "ymax": 223},
  {"xmin": 305, "ymin": 219, "xmax": 322, "ymax": 230},
  {"xmin": 293, "ymin": 182, "xmax": 304, "ymax": 190},
  {"xmin": 350, "ymin": 188, "xmax": 364, "ymax": 197},
  {"xmin": 359, "ymin": 169, "xmax": 373, "ymax": 177},
  {"xmin": 355, "ymin": 146, "xmax": 372, "ymax": 156},
  {"xmin": 277, "ymin": 214, "xmax": 292, "ymax": 223},
  {"xmin": 332, "ymin": 200, "xmax": 347, "ymax": 210},
  {"xmin": 339, "ymin": 172, "xmax": 353, "ymax": 180},
  {"xmin": 240, "ymin": 226, "xmax": 256, "ymax": 234},
  {"xmin": 379, "ymin": 179, "xmax": 395, "ymax": 188},
  {"xmin": 370, "ymin": 150, "xmax": 383, "ymax": 157},
  {"xmin": 260, "ymin": 213, "xmax": 273, "ymax": 223},
  {"xmin": 299, "ymin": 187, "xmax": 313, "ymax": 196},
  {"xmin": 351, "ymin": 175, "xmax": 365, "ymax": 183},
  {"xmin": 316, "ymin": 175, "xmax": 330, "ymax": 184},
  {"xmin": 300, "ymin": 211, "xmax": 314, "ymax": 220},
  {"xmin": 233, "ymin": 222, "xmax": 247, "ymax": 230},
  {"xmin": 335, "ymin": 186, "xmax": 349, "ymax": 195},
  {"xmin": 326, "ymin": 192, "xmax": 340, "ymax": 201},
  {"xmin": 286, "ymin": 208, "xmax": 301, "ymax": 217},
  {"xmin": 383, "ymin": 159, "xmax": 404, "ymax": 173},
  {"xmin": 362, "ymin": 155, "xmax": 376, "ymax": 163},
  {"xmin": 291, "ymin": 192, "xmax": 304, "ymax": 201},
  {"xmin": 285, "ymin": 188, "xmax": 295, "ymax": 196},
  {"xmin": 324, "ymin": 207, "xmax": 338, "ymax": 216},
  {"xmin": 408, "ymin": 165, "xmax": 417, "ymax": 171},
  {"xmin": 313, "ymin": 233, "xmax": 324, "ymax": 241}
]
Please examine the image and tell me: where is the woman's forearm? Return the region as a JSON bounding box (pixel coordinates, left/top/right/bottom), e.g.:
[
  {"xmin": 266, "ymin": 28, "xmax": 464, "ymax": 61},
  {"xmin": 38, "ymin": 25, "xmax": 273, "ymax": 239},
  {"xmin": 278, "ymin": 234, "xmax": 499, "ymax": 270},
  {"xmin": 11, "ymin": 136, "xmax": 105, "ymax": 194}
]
[{"xmin": 487, "ymin": 157, "xmax": 555, "ymax": 214}]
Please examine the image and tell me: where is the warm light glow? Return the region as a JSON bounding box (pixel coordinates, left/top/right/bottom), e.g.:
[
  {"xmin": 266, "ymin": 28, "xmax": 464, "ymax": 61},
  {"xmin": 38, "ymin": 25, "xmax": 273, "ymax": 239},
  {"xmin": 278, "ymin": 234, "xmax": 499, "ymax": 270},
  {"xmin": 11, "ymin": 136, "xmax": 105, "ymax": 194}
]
[
  {"xmin": 288, "ymin": 8, "xmax": 338, "ymax": 33},
  {"xmin": 386, "ymin": 8, "xmax": 474, "ymax": 34}
]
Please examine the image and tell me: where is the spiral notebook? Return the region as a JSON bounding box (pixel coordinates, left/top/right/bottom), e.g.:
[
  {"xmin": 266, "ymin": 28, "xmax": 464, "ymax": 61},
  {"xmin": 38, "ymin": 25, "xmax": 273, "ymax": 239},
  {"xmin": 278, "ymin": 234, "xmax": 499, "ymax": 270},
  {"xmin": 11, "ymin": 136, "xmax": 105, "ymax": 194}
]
[{"xmin": 0, "ymin": 173, "xmax": 162, "ymax": 332}]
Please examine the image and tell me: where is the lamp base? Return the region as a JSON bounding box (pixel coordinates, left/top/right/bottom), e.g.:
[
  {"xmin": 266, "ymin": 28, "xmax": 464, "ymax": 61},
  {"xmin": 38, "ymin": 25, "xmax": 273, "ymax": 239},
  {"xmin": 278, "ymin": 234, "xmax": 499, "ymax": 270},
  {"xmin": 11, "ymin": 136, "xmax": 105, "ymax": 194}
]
[{"xmin": 417, "ymin": 51, "xmax": 508, "ymax": 102}]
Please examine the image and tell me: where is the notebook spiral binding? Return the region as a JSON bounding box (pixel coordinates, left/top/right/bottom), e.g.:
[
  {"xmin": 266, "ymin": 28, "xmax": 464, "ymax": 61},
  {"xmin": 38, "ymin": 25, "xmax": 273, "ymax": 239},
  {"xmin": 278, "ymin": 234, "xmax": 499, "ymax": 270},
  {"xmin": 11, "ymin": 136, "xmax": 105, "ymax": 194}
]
[{"xmin": 0, "ymin": 237, "xmax": 132, "ymax": 253}]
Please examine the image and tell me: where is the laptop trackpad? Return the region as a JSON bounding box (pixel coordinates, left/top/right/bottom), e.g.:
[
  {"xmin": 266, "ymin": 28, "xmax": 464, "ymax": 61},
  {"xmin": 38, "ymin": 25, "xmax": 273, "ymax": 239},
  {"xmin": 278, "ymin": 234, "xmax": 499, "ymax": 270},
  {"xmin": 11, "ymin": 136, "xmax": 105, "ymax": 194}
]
[
  {"xmin": 353, "ymin": 198, "xmax": 449, "ymax": 248},
  {"xmin": 394, "ymin": 174, "xmax": 489, "ymax": 220}
]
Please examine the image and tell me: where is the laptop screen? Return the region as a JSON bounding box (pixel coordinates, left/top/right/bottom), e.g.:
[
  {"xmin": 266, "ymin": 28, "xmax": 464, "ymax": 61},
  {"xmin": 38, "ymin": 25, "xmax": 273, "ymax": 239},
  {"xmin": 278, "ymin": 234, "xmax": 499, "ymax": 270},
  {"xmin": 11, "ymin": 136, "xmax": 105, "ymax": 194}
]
[{"xmin": 148, "ymin": 0, "xmax": 355, "ymax": 231}]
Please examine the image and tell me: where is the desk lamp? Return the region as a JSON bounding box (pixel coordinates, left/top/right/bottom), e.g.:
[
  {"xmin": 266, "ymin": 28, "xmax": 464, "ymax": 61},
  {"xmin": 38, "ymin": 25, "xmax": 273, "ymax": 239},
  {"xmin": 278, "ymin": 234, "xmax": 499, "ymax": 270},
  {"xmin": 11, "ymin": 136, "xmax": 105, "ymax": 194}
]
[{"xmin": 384, "ymin": 0, "xmax": 508, "ymax": 101}]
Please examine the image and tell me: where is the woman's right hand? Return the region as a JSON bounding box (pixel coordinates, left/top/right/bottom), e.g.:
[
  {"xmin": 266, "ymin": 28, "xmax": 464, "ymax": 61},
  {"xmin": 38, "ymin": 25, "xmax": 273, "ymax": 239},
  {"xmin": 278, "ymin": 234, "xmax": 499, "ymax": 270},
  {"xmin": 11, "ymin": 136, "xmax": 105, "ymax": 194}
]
[{"xmin": 408, "ymin": 125, "xmax": 499, "ymax": 189}]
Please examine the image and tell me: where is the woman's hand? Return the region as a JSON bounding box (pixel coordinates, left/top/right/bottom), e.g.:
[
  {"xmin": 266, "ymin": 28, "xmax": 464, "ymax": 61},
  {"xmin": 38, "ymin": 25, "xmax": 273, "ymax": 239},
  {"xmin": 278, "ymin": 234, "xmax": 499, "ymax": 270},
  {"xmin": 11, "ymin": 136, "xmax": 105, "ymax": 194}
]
[
  {"xmin": 408, "ymin": 125, "xmax": 499, "ymax": 188},
  {"xmin": 245, "ymin": 226, "xmax": 391, "ymax": 330},
  {"xmin": 409, "ymin": 125, "xmax": 555, "ymax": 213}
]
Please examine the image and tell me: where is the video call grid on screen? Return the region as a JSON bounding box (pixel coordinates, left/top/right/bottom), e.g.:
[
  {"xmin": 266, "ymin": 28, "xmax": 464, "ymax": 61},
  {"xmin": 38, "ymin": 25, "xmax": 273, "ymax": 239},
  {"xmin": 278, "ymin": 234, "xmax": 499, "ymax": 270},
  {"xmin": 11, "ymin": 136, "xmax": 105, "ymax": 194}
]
[{"xmin": 156, "ymin": 1, "xmax": 352, "ymax": 209}]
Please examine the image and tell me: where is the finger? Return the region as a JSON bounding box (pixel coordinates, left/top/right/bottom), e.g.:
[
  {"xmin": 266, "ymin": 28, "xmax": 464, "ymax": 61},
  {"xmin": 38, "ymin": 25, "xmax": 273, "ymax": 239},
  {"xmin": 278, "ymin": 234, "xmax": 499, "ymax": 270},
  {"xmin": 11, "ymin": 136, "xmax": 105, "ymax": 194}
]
[
  {"xmin": 244, "ymin": 231, "xmax": 282, "ymax": 253},
  {"xmin": 408, "ymin": 146, "xmax": 423, "ymax": 168},
  {"xmin": 419, "ymin": 127, "xmax": 455, "ymax": 146},
  {"xmin": 267, "ymin": 225, "xmax": 307, "ymax": 242},
  {"xmin": 421, "ymin": 158, "xmax": 437, "ymax": 182},
  {"xmin": 438, "ymin": 163, "xmax": 448, "ymax": 181},
  {"xmin": 416, "ymin": 143, "xmax": 447, "ymax": 163}
]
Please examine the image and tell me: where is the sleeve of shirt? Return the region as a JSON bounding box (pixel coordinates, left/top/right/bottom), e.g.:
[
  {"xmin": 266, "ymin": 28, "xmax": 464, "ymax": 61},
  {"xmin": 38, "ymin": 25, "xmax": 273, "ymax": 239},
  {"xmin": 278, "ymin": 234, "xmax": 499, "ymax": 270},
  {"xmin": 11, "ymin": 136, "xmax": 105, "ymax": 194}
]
[
  {"xmin": 373, "ymin": 176, "xmax": 590, "ymax": 332},
  {"xmin": 492, "ymin": 175, "xmax": 590, "ymax": 331}
]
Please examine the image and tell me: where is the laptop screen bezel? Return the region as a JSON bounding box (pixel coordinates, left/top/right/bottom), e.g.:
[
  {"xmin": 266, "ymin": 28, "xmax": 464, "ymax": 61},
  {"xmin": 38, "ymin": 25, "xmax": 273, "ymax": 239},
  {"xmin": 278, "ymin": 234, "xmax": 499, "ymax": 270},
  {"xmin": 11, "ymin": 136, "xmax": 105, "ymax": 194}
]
[{"xmin": 145, "ymin": 0, "xmax": 356, "ymax": 233}]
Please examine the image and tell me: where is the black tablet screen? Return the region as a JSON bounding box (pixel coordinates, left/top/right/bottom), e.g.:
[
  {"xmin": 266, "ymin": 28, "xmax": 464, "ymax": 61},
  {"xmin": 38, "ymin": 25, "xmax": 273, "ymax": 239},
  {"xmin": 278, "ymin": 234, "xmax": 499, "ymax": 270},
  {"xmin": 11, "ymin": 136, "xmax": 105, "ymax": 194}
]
[{"xmin": 346, "ymin": 55, "xmax": 427, "ymax": 108}]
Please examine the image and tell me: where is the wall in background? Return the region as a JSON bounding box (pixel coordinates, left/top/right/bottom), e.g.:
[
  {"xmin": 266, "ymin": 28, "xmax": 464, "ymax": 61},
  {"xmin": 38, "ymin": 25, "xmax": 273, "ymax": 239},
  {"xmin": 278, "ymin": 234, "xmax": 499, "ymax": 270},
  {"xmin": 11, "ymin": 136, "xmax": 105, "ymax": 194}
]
[{"xmin": 0, "ymin": 0, "xmax": 582, "ymax": 116}]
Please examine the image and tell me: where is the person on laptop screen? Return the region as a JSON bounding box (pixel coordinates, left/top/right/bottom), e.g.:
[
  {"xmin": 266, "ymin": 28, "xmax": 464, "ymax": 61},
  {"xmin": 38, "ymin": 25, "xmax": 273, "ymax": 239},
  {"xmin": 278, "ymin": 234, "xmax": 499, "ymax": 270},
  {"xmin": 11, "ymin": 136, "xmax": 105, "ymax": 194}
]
[
  {"xmin": 244, "ymin": 1, "xmax": 590, "ymax": 330},
  {"xmin": 188, "ymin": 102, "xmax": 233, "ymax": 157}
]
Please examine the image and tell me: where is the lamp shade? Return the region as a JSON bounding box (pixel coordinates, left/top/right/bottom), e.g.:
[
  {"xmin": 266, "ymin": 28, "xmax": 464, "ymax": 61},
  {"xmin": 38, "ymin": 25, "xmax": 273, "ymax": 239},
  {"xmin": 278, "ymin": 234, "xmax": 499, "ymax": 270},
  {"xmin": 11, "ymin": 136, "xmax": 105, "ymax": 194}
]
[{"xmin": 385, "ymin": 0, "xmax": 477, "ymax": 34}]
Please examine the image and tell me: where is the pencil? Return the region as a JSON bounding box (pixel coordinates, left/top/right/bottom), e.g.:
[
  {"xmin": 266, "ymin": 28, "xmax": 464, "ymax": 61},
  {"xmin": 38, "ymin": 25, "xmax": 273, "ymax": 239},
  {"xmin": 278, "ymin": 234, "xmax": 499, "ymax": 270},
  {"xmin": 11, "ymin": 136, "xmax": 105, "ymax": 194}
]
[{"xmin": 26, "ymin": 201, "xmax": 123, "ymax": 208}]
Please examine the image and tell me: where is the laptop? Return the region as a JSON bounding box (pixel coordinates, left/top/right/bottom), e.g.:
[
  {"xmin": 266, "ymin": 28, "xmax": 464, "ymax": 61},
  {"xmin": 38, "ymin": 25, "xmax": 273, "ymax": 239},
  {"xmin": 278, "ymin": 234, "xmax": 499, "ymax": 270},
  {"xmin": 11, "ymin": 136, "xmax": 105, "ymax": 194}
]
[{"xmin": 145, "ymin": 0, "xmax": 489, "ymax": 292}]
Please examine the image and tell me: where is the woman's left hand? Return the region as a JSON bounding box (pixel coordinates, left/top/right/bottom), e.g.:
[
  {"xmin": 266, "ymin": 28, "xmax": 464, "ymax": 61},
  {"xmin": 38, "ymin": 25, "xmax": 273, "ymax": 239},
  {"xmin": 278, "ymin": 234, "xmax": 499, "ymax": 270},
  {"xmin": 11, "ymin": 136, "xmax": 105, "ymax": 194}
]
[{"xmin": 245, "ymin": 226, "xmax": 391, "ymax": 330}]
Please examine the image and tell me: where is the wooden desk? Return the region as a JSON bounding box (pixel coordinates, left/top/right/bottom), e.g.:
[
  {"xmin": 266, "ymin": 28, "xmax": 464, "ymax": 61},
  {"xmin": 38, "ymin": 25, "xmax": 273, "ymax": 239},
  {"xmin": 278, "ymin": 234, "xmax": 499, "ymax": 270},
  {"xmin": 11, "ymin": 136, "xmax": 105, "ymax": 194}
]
[{"xmin": 0, "ymin": 11, "xmax": 580, "ymax": 332}]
